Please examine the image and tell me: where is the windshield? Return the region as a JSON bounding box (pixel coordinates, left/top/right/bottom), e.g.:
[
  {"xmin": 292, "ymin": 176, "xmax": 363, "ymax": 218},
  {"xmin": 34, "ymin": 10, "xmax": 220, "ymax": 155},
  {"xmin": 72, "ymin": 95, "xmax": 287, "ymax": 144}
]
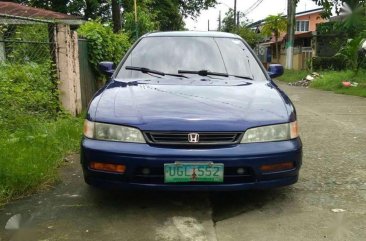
[{"xmin": 116, "ymin": 36, "xmax": 267, "ymax": 81}]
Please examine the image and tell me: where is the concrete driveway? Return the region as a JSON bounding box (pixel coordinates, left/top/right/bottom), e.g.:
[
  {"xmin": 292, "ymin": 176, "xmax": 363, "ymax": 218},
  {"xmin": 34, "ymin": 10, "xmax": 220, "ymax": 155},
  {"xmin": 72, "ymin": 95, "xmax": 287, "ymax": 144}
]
[{"xmin": 1, "ymin": 83, "xmax": 366, "ymax": 241}]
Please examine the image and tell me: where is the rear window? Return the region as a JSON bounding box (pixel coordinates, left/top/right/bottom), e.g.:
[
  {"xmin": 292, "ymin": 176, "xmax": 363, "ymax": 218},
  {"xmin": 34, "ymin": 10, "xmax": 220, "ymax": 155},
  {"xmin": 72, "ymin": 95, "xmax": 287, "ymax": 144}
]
[{"xmin": 117, "ymin": 36, "xmax": 267, "ymax": 81}]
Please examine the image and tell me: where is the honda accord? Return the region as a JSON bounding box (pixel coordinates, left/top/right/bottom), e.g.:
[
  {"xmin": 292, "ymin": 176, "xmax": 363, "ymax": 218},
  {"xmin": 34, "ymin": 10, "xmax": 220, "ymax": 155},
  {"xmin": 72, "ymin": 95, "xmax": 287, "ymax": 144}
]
[{"xmin": 81, "ymin": 31, "xmax": 302, "ymax": 191}]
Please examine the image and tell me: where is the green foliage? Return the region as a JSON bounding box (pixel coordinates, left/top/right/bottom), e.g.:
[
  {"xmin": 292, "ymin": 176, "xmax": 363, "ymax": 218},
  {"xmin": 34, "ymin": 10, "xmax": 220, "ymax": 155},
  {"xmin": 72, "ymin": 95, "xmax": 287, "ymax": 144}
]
[
  {"xmin": 78, "ymin": 21, "xmax": 131, "ymax": 73},
  {"xmin": 0, "ymin": 62, "xmax": 59, "ymax": 132},
  {"xmin": 317, "ymin": 22, "xmax": 339, "ymax": 35},
  {"xmin": 312, "ymin": 0, "xmax": 365, "ymax": 19},
  {"xmin": 175, "ymin": 0, "xmax": 217, "ymax": 19},
  {"xmin": 278, "ymin": 69, "xmax": 366, "ymax": 97},
  {"xmin": 220, "ymin": 9, "xmax": 263, "ymax": 48},
  {"xmin": 151, "ymin": 0, "xmax": 185, "ymax": 31},
  {"xmin": 276, "ymin": 69, "xmax": 309, "ymax": 83},
  {"xmin": 0, "ymin": 61, "xmax": 81, "ymax": 205},
  {"xmin": 336, "ymin": 36, "xmax": 366, "ymax": 74},
  {"xmin": 314, "ymin": 1, "xmax": 366, "ymax": 38},
  {"xmin": 234, "ymin": 26, "xmax": 263, "ymax": 48},
  {"xmin": 310, "ymin": 70, "xmax": 366, "ymax": 97},
  {"xmin": 0, "ymin": 117, "xmax": 82, "ymax": 205},
  {"xmin": 11, "ymin": 0, "xmax": 111, "ymax": 20},
  {"xmin": 13, "ymin": 0, "xmax": 217, "ymax": 31},
  {"xmin": 124, "ymin": 7, "xmax": 159, "ymax": 39},
  {"xmin": 261, "ymin": 14, "xmax": 287, "ymax": 37},
  {"xmin": 1, "ymin": 24, "xmax": 52, "ymax": 64},
  {"xmin": 221, "ymin": 9, "xmax": 236, "ymax": 32},
  {"xmin": 312, "ymin": 56, "xmax": 347, "ymax": 71},
  {"xmin": 261, "ymin": 14, "xmax": 287, "ymax": 63}
]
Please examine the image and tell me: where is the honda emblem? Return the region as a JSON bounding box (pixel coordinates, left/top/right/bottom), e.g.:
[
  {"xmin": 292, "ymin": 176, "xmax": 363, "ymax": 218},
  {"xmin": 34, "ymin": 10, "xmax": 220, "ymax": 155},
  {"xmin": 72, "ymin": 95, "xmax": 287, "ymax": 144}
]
[{"xmin": 188, "ymin": 133, "xmax": 200, "ymax": 143}]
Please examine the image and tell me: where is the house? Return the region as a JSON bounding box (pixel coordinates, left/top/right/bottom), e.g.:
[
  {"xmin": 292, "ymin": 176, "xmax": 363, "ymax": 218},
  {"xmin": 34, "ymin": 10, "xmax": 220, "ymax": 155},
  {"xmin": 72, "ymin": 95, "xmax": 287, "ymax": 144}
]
[{"xmin": 250, "ymin": 8, "xmax": 327, "ymax": 70}]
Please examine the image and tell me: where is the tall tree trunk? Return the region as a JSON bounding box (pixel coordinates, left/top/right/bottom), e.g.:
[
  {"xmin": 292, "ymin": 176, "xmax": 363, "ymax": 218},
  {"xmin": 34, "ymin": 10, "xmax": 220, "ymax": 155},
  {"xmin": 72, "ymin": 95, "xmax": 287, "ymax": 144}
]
[
  {"xmin": 112, "ymin": 0, "xmax": 122, "ymax": 33},
  {"xmin": 275, "ymin": 35, "xmax": 280, "ymax": 63}
]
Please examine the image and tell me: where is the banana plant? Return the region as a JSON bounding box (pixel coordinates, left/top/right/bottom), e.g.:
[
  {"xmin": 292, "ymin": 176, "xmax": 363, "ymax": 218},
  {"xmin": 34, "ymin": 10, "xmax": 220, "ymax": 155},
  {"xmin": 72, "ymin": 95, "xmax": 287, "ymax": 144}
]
[{"xmin": 336, "ymin": 35, "xmax": 366, "ymax": 75}]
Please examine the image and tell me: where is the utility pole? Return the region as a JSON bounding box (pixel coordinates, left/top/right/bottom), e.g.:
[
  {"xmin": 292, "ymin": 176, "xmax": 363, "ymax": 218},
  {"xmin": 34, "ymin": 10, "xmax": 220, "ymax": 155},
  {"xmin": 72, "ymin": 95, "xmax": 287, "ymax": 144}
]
[
  {"xmin": 286, "ymin": 0, "xmax": 296, "ymax": 69},
  {"xmin": 234, "ymin": 0, "xmax": 237, "ymax": 27},
  {"xmin": 208, "ymin": 19, "xmax": 210, "ymax": 31},
  {"xmin": 134, "ymin": 0, "xmax": 138, "ymax": 39},
  {"xmin": 219, "ymin": 11, "xmax": 222, "ymax": 31},
  {"xmin": 237, "ymin": 11, "xmax": 240, "ymax": 26}
]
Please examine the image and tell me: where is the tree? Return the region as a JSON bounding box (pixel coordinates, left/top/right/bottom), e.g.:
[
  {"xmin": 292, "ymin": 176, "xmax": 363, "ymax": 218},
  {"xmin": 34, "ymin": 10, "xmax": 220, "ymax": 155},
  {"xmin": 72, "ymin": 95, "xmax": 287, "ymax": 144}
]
[
  {"xmin": 123, "ymin": 6, "xmax": 159, "ymax": 40},
  {"xmin": 312, "ymin": 0, "xmax": 365, "ymax": 18},
  {"xmin": 221, "ymin": 9, "xmax": 236, "ymax": 32},
  {"xmin": 150, "ymin": 0, "xmax": 184, "ymax": 31},
  {"xmin": 112, "ymin": 0, "xmax": 122, "ymax": 33},
  {"xmin": 336, "ymin": 36, "xmax": 366, "ymax": 75},
  {"xmin": 177, "ymin": 0, "xmax": 217, "ymax": 19},
  {"xmin": 261, "ymin": 14, "xmax": 287, "ymax": 63},
  {"xmin": 235, "ymin": 26, "xmax": 263, "ymax": 48},
  {"xmin": 11, "ymin": 0, "xmax": 218, "ymax": 33}
]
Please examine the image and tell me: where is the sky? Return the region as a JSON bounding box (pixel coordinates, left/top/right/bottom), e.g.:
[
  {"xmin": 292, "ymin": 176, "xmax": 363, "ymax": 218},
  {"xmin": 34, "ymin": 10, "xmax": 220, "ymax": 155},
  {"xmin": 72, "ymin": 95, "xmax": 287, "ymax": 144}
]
[{"xmin": 184, "ymin": 0, "xmax": 320, "ymax": 31}]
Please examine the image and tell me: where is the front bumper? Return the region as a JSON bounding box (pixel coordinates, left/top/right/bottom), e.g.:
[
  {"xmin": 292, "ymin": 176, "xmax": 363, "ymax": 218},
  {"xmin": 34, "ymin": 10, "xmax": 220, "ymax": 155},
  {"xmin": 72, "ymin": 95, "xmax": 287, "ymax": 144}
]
[{"xmin": 81, "ymin": 138, "xmax": 302, "ymax": 191}]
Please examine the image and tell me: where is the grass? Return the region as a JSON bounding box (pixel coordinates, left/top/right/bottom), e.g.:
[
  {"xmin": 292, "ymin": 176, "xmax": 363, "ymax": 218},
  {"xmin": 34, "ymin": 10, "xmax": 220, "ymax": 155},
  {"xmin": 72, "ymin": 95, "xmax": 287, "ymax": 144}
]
[
  {"xmin": 0, "ymin": 117, "xmax": 83, "ymax": 206},
  {"xmin": 277, "ymin": 69, "xmax": 366, "ymax": 97},
  {"xmin": 276, "ymin": 69, "xmax": 309, "ymax": 83}
]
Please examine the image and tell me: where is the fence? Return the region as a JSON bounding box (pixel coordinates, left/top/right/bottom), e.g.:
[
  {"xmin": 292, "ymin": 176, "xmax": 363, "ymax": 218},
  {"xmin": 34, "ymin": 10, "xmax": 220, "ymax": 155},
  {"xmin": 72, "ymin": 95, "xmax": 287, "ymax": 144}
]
[
  {"xmin": 0, "ymin": 14, "xmax": 86, "ymax": 115},
  {"xmin": 78, "ymin": 38, "xmax": 97, "ymax": 109},
  {"xmin": 0, "ymin": 14, "xmax": 55, "ymax": 65}
]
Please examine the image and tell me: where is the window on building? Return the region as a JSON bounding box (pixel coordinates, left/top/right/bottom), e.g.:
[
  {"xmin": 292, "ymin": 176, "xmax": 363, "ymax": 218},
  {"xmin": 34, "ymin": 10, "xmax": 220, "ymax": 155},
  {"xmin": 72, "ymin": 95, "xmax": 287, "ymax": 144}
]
[{"xmin": 296, "ymin": 20, "xmax": 310, "ymax": 32}]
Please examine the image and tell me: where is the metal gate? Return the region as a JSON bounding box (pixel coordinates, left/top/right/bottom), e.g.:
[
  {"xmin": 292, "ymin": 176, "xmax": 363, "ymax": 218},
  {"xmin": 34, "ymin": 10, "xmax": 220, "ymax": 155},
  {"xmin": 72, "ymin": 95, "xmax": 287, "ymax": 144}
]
[
  {"xmin": 78, "ymin": 38, "xmax": 97, "ymax": 110},
  {"xmin": 301, "ymin": 47, "xmax": 313, "ymax": 70}
]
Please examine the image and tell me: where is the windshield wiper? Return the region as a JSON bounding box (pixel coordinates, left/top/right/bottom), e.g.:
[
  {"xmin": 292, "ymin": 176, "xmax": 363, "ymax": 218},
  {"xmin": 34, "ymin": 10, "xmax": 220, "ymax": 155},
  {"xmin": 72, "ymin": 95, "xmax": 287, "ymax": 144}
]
[
  {"xmin": 178, "ymin": 69, "xmax": 253, "ymax": 80},
  {"xmin": 178, "ymin": 69, "xmax": 229, "ymax": 77},
  {"xmin": 229, "ymin": 75, "xmax": 253, "ymax": 80},
  {"xmin": 126, "ymin": 66, "xmax": 188, "ymax": 78}
]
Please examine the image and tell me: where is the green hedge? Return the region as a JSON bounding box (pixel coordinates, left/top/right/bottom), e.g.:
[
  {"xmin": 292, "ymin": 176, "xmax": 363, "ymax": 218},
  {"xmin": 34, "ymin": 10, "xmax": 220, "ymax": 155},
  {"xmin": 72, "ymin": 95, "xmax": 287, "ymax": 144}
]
[
  {"xmin": 78, "ymin": 21, "xmax": 131, "ymax": 74},
  {"xmin": 312, "ymin": 56, "xmax": 347, "ymax": 71}
]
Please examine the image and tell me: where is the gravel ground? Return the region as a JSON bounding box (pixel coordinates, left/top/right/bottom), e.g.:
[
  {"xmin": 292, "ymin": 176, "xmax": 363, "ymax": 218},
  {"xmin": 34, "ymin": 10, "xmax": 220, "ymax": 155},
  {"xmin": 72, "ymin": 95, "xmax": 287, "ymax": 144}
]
[{"xmin": 1, "ymin": 83, "xmax": 366, "ymax": 241}]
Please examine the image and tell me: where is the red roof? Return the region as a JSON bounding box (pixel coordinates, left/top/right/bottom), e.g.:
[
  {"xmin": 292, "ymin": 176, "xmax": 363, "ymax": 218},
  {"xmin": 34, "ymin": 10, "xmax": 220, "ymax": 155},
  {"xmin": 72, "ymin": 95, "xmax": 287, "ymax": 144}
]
[{"xmin": 0, "ymin": 2, "xmax": 81, "ymax": 20}]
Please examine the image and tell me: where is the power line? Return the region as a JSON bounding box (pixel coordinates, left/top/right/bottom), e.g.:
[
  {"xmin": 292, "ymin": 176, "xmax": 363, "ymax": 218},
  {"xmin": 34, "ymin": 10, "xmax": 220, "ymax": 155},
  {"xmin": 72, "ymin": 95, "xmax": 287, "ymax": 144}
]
[{"xmin": 242, "ymin": 0, "xmax": 264, "ymax": 16}]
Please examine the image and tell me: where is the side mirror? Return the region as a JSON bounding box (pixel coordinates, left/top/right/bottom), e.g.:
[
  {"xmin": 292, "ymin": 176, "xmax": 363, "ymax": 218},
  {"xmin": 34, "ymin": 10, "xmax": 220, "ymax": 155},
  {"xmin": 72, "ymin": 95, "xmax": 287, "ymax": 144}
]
[
  {"xmin": 268, "ymin": 64, "xmax": 284, "ymax": 79},
  {"xmin": 99, "ymin": 61, "xmax": 115, "ymax": 77}
]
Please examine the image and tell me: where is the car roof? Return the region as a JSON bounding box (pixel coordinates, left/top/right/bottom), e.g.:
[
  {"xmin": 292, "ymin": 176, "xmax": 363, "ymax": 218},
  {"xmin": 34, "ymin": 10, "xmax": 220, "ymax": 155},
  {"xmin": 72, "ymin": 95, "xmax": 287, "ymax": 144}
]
[{"xmin": 144, "ymin": 31, "xmax": 241, "ymax": 39}]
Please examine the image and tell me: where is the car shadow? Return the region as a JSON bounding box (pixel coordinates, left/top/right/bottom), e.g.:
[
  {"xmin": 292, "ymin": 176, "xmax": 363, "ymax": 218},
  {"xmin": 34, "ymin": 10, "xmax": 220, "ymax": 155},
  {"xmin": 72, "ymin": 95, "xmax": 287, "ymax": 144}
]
[
  {"xmin": 209, "ymin": 188, "xmax": 293, "ymax": 222},
  {"xmin": 82, "ymin": 185, "xmax": 293, "ymax": 222}
]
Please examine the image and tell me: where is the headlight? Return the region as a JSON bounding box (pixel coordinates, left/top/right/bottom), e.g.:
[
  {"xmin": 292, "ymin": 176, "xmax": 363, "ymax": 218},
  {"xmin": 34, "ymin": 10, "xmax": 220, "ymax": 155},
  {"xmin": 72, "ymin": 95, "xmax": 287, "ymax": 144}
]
[
  {"xmin": 241, "ymin": 121, "xmax": 299, "ymax": 143},
  {"xmin": 83, "ymin": 120, "xmax": 146, "ymax": 143}
]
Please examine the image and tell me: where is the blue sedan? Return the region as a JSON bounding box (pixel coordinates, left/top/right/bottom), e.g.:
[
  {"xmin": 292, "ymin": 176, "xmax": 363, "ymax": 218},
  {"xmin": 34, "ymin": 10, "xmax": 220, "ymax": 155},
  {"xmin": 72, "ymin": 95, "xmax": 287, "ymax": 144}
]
[{"xmin": 81, "ymin": 31, "xmax": 302, "ymax": 191}]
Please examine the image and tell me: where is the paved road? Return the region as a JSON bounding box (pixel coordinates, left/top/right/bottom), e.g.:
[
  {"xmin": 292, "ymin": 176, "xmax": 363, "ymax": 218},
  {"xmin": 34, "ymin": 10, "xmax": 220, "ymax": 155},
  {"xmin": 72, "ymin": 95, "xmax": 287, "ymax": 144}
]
[{"xmin": 1, "ymin": 83, "xmax": 366, "ymax": 241}]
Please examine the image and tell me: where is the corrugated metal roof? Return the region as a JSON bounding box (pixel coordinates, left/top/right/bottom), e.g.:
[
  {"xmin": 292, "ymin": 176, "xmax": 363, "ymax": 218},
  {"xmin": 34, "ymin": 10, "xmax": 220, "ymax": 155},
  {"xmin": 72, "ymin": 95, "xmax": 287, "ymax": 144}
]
[{"xmin": 0, "ymin": 1, "xmax": 81, "ymax": 20}]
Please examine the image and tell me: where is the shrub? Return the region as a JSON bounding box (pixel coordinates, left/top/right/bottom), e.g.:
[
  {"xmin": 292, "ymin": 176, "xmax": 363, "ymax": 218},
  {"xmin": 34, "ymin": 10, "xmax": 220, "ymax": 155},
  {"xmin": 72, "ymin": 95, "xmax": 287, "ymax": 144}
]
[
  {"xmin": 77, "ymin": 21, "xmax": 131, "ymax": 74},
  {"xmin": 0, "ymin": 62, "xmax": 59, "ymax": 132},
  {"xmin": 312, "ymin": 56, "xmax": 347, "ymax": 71}
]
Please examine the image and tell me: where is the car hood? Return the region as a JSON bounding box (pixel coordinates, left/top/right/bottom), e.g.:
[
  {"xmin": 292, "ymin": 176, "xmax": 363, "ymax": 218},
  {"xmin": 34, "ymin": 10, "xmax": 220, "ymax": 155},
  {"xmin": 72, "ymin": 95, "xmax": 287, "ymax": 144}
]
[{"xmin": 91, "ymin": 80, "xmax": 291, "ymax": 132}]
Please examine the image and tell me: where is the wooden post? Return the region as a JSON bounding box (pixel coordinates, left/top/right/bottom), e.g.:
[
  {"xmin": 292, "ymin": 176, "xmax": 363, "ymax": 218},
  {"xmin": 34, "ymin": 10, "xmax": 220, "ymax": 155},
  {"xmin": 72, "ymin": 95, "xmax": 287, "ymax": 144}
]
[
  {"xmin": 55, "ymin": 24, "xmax": 82, "ymax": 116},
  {"xmin": 0, "ymin": 32, "xmax": 5, "ymax": 61}
]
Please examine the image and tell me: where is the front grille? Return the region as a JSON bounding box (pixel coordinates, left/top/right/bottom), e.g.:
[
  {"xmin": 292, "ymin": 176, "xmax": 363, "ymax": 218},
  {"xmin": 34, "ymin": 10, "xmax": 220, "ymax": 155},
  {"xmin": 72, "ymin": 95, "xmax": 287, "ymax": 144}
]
[{"xmin": 144, "ymin": 132, "xmax": 243, "ymax": 146}]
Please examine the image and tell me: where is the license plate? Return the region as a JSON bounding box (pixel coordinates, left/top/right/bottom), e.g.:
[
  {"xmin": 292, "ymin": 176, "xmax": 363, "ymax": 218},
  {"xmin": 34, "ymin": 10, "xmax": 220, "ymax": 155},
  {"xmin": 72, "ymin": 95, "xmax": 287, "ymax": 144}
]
[{"xmin": 164, "ymin": 162, "xmax": 224, "ymax": 183}]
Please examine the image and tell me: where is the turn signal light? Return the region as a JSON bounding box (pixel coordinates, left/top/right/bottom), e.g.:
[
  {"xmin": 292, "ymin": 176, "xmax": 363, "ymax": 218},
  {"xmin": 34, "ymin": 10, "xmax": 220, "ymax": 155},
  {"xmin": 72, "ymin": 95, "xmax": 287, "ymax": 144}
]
[
  {"xmin": 260, "ymin": 162, "xmax": 294, "ymax": 172},
  {"xmin": 90, "ymin": 162, "xmax": 126, "ymax": 173}
]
